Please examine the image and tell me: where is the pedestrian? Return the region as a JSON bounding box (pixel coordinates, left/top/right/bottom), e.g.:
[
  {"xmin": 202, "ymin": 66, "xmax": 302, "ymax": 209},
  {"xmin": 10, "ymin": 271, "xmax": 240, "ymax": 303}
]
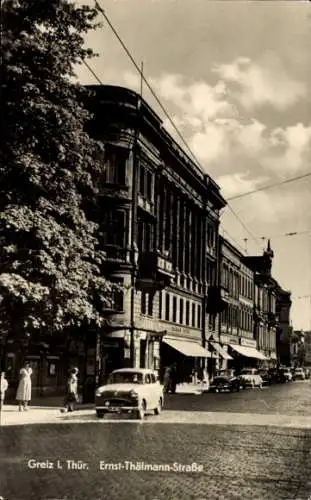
[
  {"xmin": 16, "ymin": 362, "xmax": 32, "ymax": 411},
  {"xmin": 170, "ymin": 363, "xmax": 178, "ymax": 394},
  {"xmin": 163, "ymin": 366, "xmax": 172, "ymax": 394},
  {"xmin": 61, "ymin": 368, "xmax": 79, "ymax": 413},
  {"xmin": 202, "ymin": 368, "xmax": 209, "ymax": 390},
  {"xmin": 1, "ymin": 372, "xmax": 9, "ymax": 405}
]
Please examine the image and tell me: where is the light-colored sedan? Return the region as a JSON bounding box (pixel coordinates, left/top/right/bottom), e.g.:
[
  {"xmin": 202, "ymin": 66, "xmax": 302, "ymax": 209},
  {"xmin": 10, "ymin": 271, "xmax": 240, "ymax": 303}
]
[
  {"xmin": 238, "ymin": 368, "xmax": 263, "ymax": 388},
  {"xmin": 293, "ymin": 368, "xmax": 305, "ymax": 380},
  {"xmin": 95, "ymin": 368, "xmax": 164, "ymax": 420}
]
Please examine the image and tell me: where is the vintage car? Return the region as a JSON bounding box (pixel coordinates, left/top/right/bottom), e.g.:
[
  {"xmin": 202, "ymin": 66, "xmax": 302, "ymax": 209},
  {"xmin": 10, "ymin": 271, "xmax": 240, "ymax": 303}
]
[
  {"xmin": 257, "ymin": 368, "xmax": 273, "ymax": 386},
  {"xmin": 238, "ymin": 368, "xmax": 263, "ymax": 388},
  {"xmin": 292, "ymin": 367, "xmax": 305, "ymax": 380},
  {"xmin": 209, "ymin": 370, "xmax": 245, "ymax": 393},
  {"xmin": 278, "ymin": 367, "xmax": 293, "ymax": 383},
  {"xmin": 95, "ymin": 368, "xmax": 164, "ymax": 420}
]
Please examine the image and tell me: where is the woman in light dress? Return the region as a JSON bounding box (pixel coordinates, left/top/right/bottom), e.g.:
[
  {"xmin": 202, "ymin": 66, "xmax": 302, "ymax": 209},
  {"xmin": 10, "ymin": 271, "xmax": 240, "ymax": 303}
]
[
  {"xmin": 1, "ymin": 372, "xmax": 9, "ymax": 404},
  {"xmin": 16, "ymin": 362, "xmax": 32, "ymax": 411}
]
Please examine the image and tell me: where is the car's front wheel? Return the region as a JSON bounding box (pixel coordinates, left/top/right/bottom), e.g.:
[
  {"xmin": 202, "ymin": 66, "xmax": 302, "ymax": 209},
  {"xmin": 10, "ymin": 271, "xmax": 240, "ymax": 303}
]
[{"xmin": 154, "ymin": 397, "xmax": 163, "ymax": 415}]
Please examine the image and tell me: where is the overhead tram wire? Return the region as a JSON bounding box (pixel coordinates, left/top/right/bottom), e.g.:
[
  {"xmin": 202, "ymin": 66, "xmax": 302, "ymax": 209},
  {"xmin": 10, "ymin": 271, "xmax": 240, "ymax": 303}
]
[
  {"xmin": 227, "ymin": 171, "xmax": 311, "ymax": 201},
  {"xmin": 221, "ymin": 228, "xmax": 246, "ymax": 254},
  {"xmin": 83, "ymin": 60, "xmax": 103, "ymax": 85},
  {"xmin": 91, "ymin": 1, "xmax": 262, "ymax": 251},
  {"xmin": 252, "ymin": 229, "xmax": 311, "ymax": 241}
]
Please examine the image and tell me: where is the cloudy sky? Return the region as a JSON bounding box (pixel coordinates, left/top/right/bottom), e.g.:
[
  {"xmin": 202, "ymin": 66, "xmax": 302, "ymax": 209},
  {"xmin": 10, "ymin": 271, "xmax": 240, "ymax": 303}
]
[{"xmin": 76, "ymin": 0, "xmax": 311, "ymax": 331}]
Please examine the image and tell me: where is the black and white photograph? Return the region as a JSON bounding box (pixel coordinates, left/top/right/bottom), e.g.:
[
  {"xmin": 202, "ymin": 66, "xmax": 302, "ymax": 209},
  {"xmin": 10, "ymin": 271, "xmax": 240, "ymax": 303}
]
[{"xmin": 0, "ymin": 0, "xmax": 310, "ymax": 499}]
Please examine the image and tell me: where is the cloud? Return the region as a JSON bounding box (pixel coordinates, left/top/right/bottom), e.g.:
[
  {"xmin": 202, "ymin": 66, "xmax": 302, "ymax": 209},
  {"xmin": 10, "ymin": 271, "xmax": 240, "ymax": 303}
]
[
  {"xmin": 148, "ymin": 70, "xmax": 311, "ymax": 178},
  {"xmin": 264, "ymin": 122, "xmax": 311, "ymax": 174},
  {"xmin": 213, "ymin": 55, "xmax": 306, "ymax": 111},
  {"xmin": 220, "ymin": 176, "xmax": 311, "ymax": 227},
  {"xmin": 150, "ymin": 73, "xmax": 234, "ymax": 122},
  {"xmin": 216, "ymin": 172, "xmax": 268, "ymax": 199}
]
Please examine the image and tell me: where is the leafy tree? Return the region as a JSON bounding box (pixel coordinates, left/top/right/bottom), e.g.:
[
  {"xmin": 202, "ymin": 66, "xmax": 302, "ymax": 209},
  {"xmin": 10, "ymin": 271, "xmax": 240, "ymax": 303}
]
[{"xmin": 0, "ymin": 0, "xmax": 112, "ymax": 341}]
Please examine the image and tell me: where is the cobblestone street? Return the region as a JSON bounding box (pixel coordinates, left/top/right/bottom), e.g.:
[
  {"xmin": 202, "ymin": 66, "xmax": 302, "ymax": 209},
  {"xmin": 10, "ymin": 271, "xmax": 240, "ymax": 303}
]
[
  {"xmin": 1, "ymin": 423, "xmax": 310, "ymax": 500},
  {"xmin": 1, "ymin": 381, "xmax": 310, "ymax": 500}
]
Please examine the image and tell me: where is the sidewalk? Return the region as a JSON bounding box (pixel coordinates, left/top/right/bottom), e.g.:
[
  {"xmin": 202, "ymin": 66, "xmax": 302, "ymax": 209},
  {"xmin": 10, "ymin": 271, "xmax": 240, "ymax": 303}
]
[
  {"xmin": 0, "ymin": 384, "xmax": 205, "ymax": 426},
  {"xmin": 176, "ymin": 382, "xmax": 207, "ymax": 394},
  {"xmin": 0, "ymin": 402, "xmax": 96, "ymax": 427}
]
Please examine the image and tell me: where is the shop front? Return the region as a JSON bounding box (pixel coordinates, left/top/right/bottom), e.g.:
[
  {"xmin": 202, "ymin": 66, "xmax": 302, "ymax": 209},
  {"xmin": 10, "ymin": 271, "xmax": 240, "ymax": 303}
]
[
  {"xmin": 220, "ymin": 335, "xmax": 267, "ymax": 373},
  {"xmin": 160, "ymin": 335, "xmax": 211, "ymax": 384},
  {"xmin": 208, "ymin": 339, "xmax": 233, "ymax": 374}
]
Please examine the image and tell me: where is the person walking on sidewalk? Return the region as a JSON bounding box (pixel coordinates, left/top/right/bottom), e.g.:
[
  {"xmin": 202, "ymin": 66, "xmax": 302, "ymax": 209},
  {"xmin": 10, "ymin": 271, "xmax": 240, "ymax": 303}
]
[
  {"xmin": 62, "ymin": 368, "xmax": 79, "ymax": 413},
  {"xmin": 1, "ymin": 372, "xmax": 9, "ymax": 405},
  {"xmin": 16, "ymin": 362, "xmax": 32, "ymax": 411},
  {"xmin": 170, "ymin": 363, "xmax": 178, "ymax": 394},
  {"xmin": 163, "ymin": 366, "xmax": 172, "ymax": 394}
]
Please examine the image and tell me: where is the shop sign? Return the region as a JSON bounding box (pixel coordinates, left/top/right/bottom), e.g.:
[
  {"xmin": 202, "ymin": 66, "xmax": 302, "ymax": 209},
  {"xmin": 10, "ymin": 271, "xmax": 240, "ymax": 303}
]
[
  {"xmin": 171, "ymin": 326, "xmax": 190, "ymax": 334},
  {"xmin": 239, "ymin": 338, "xmax": 257, "ymax": 348},
  {"xmin": 220, "ymin": 334, "xmax": 239, "ymax": 345},
  {"xmin": 169, "ymin": 326, "xmax": 200, "ymax": 340}
]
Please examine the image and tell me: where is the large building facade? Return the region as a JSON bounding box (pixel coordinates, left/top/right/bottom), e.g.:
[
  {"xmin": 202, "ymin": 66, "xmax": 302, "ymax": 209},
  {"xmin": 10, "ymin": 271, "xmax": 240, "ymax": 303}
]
[
  {"xmin": 85, "ymin": 85, "xmax": 227, "ymax": 385},
  {"xmin": 216, "ymin": 236, "xmax": 268, "ymax": 372}
]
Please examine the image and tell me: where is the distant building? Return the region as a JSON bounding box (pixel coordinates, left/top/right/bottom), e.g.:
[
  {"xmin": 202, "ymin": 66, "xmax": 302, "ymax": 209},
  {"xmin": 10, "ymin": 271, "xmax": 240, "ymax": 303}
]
[
  {"xmin": 302, "ymin": 331, "xmax": 311, "ymax": 366},
  {"xmin": 242, "ymin": 240, "xmax": 278, "ymax": 367},
  {"xmin": 275, "ymin": 287, "xmax": 292, "ymax": 366},
  {"xmin": 216, "ymin": 236, "xmax": 265, "ymax": 372}
]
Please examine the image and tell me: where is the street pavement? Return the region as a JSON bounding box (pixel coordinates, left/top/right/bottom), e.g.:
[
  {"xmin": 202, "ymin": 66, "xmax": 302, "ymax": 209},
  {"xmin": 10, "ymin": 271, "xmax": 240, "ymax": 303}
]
[{"xmin": 0, "ymin": 380, "xmax": 310, "ymax": 500}]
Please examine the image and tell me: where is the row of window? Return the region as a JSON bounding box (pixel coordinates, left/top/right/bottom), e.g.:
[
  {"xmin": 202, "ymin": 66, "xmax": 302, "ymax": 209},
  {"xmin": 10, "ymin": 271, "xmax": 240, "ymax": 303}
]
[
  {"xmin": 255, "ymin": 286, "xmax": 276, "ymax": 313},
  {"xmin": 102, "ymin": 147, "xmax": 217, "ymax": 282},
  {"xmin": 221, "ymin": 265, "xmax": 253, "ymax": 300},
  {"xmin": 240, "ymin": 275, "xmax": 253, "ymax": 300},
  {"xmin": 221, "ymin": 306, "xmax": 253, "ymax": 332},
  {"xmin": 221, "ymin": 265, "xmax": 239, "ymax": 299},
  {"xmin": 157, "ymin": 292, "xmax": 202, "ymax": 329},
  {"xmin": 258, "ymin": 329, "xmax": 275, "ymax": 350}
]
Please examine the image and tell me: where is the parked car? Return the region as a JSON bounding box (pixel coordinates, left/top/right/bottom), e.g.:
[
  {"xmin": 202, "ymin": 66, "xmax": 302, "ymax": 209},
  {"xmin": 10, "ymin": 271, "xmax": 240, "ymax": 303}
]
[
  {"xmin": 257, "ymin": 369, "xmax": 272, "ymax": 386},
  {"xmin": 278, "ymin": 367, "xmax": 293, "ymax": 383},
  {"xmin": 209, "ymin": 370, "xmax": 245, "ymax": 393},
  {"xmin": 292, "ymin": 368, "xmax": 306, "ymax": 381},
  {"xmin": 95, "ymin": 368, "xmax": 164, "ymax": 420},
  {"xmin": 268, "ymin": 368, "xmax": 280, "ymax": 384},
  {"xmin": 238, "ymin": 368, "xmax": 263, "ymax": 388}
]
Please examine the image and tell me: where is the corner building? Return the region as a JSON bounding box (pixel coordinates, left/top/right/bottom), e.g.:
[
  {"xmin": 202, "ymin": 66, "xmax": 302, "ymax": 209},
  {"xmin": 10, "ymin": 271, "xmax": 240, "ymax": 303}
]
[{"xmin": 86, "ymin": 85, "xmax": 226, "ymax": 383}]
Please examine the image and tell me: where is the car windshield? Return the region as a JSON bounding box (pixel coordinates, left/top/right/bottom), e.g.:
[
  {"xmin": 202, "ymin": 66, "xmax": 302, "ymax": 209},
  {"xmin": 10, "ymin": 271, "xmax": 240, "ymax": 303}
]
[{"xmin": 107, "ymin": 372, "xmax": 144, "ymax": 384}]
